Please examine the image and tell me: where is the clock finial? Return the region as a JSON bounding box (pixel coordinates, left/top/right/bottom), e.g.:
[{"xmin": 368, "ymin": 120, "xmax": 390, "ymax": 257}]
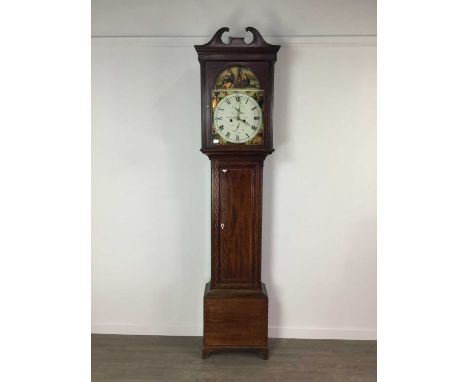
[
  {"xmin": 245, "ymin": 27, "xmax": 271, "ymax": 47},
  {"xmin": 205, "ymin": 27, "xmax": 229, "ymax": 46}
]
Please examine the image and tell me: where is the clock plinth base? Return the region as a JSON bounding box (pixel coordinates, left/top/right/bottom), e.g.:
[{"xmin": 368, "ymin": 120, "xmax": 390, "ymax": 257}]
[{"xmin": 202, "ymin": 282, "xmax": 269, "ymax": 359}]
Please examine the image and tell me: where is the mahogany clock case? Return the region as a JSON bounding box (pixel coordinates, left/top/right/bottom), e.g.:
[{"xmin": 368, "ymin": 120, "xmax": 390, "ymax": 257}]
[{"xmin": 195, "ymin": 27, "xmax": 280, "ymax": 360}]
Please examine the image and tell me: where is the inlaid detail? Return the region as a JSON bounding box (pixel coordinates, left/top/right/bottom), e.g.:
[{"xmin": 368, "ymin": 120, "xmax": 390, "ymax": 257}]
[{"xmin": 212, "ymin": 160, "xmax": 220, "ymax": 285}]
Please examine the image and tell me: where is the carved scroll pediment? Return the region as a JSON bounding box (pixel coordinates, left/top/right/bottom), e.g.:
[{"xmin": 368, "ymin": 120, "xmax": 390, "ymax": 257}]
[{"xmin": 195, "ymin": 27, "xmax": 280, "ymax": 54}]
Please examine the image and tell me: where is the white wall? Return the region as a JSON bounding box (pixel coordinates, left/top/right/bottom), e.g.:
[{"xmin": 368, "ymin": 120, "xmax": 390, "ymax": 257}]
[
  {"xmin": 92, "ymin": 0, "xmax": 376, "ymax": 37},
  {"xmin": 92, "ymin": 0, "xmax": 376, "ymax": 340}
]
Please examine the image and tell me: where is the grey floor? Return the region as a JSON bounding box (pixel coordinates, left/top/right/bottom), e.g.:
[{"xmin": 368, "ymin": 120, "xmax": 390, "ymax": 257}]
[{"xmin": 92, "ymin": 334, "xmax": 376, "ymax": 382}]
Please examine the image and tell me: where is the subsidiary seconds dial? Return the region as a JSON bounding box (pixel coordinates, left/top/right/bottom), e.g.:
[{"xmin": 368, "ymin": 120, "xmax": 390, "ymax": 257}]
[{"xmin": 213, "ymin": 93, "xmax": 262, "ymax": 143}]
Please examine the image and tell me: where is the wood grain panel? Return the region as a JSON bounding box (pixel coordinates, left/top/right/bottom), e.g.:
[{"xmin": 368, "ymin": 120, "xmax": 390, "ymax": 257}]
[
  {"xmin": 219, "ymin": 165, "xmax": 255, "ymax": 283},
  {"xmin": 204, "ymin": 298, "xmax": 267, "ymax": 347}
]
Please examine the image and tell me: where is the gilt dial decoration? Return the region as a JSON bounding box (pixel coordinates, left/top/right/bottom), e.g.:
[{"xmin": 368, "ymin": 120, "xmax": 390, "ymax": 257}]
[
  {"xmin": 211, "ymin": 65, "xmax": 264, "ymax": 145},
  {"xmin": 213, "ymin": 93, "xmax": 262, "ymax": 143}
]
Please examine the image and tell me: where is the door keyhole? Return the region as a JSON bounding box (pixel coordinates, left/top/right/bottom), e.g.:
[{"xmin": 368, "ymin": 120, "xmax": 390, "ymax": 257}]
[{"xmin": 221, "ymin": 223, "xmax": 225, "ymax": 229}]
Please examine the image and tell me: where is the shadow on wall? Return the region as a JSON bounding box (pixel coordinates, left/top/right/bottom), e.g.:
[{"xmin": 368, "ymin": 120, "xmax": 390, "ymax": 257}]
[
  {"xmin": 152, "ymin": 64, "xmax": 208, "ymax": 326},
  {"xmin": 263, "ymin": 41, "xmax": 294, "ymax": 340}
]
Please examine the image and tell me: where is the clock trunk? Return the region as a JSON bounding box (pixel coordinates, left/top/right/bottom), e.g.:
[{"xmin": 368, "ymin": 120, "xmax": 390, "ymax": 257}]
[{"xmin": 212, "ymin": 158, "xmax": 263, "ymax": 289}]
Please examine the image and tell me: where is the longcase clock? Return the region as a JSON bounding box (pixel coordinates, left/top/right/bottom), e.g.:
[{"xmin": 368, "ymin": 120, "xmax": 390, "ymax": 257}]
[{"xmin": 195, "ymin": 27, "xmax": 280, "ymax": 360}]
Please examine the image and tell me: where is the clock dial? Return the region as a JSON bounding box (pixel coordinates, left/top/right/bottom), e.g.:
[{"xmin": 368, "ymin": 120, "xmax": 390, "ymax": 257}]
[{"xmin": 213, "ymin": 93, "xmax": 262, "ymax": 144}]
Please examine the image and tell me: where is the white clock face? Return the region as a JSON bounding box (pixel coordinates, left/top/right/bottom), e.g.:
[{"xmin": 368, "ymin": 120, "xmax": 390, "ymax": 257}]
[{"xmin": 213, "ymin": 93, "xmax": 262, "ymax": 143}]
